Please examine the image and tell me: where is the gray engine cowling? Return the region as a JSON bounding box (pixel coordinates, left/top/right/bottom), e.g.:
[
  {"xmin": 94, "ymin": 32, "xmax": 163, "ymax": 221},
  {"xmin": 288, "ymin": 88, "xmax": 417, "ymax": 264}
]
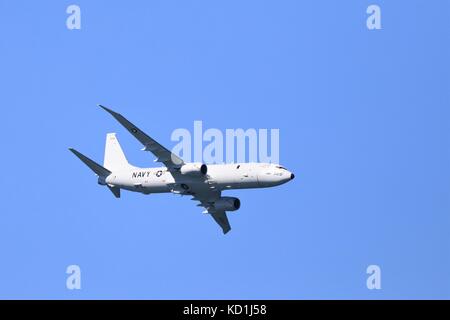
[
  {"xmin": 180, "ymin": 163, "xmax": 208, "ymax": 176},
  {"xmin": 213, "ymin": 197, "xmax": 241, "ymax": 211}
]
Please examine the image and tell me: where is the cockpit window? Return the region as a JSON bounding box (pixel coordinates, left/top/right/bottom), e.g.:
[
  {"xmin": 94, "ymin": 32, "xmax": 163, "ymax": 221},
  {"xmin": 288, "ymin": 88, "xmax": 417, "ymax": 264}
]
[
  {"xmin": 276, "ymin": 166, "xmax": 287, "ymax": 170},
  {"xmin": 236, "ymin": 165, "xmax": 240, "ymax": 169}
]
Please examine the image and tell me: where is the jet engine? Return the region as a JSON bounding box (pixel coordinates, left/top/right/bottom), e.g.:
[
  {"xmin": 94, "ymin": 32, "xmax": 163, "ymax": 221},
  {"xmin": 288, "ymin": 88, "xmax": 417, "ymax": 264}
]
[
  {"xmin": 180, "ymin": 163, "xmax": 208, "ymax": 176},
  {"xmin": 213, "ymin": 197, "xmax": 241, "ymax": 212}
]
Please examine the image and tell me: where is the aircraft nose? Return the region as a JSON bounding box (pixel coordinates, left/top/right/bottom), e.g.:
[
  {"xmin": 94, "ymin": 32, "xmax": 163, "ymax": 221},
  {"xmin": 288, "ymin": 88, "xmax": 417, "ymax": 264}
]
[{"xmin": 290, "ymin": 173, "xmax": 295, "ymax": 180}]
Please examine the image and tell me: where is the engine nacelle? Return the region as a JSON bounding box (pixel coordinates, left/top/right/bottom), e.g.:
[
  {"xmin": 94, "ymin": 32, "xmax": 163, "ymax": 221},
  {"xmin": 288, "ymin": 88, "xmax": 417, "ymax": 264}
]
[
  {"xmin": 213, "ymin": 197, "xmax": 241, "ymax": 212},
  {"xmin": 180, "ymin": 163, "xmax": 208, "ymax": 176}
]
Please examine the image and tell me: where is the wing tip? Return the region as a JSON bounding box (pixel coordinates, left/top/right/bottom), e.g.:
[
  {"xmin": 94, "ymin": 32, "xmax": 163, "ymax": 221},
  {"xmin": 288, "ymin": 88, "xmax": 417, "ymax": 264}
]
[{"xmin": 98, "ymin": 104, "xmax": 114, "ymax": 114}]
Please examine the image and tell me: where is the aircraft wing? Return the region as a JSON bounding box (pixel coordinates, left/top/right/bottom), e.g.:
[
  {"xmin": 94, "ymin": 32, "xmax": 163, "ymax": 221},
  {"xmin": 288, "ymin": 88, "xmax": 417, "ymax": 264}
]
[
  {"xmin": 192, "ymin": 190, "xmax": 232, "ymax": 234},
  {"xmin": 99, "ymin": 105, "xmax": 185, "ymax": 170},
  {"xmin": 209, "ymin": 211, "xmax": 231, "ymax": 235}
]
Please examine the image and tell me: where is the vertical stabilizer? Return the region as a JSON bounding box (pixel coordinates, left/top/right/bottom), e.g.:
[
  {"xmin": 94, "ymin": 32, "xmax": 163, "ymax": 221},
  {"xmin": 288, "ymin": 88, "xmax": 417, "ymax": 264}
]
[{"xmin": 104, "ymin": 133, "xmax": 130, "ymax": 171}]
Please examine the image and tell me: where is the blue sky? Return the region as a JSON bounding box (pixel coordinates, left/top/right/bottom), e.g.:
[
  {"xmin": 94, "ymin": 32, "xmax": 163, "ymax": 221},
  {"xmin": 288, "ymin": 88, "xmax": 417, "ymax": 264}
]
[{"xmin": 0, "ymin": 0, "xmax": 449, "ymax": 299}]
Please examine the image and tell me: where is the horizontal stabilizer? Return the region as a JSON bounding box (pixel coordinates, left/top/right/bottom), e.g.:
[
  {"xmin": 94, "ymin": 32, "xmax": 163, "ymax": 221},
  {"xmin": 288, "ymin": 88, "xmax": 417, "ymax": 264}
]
[
  {"xmin": 107, "ymin": 185, "xmax": 121, "ymax": 198},
  {"xmin": 69, "ymin": 148, "xmax": 111, "ymax": 177}
]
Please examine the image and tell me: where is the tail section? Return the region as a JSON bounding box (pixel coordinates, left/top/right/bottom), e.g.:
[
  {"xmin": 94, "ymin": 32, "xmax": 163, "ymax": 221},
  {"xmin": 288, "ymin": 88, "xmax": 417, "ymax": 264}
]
[
  {"xmin": 107, "ymin": 185, "xmax": 121, "ymax": 198},
  {"xmin": 104, "ymin": 133, "xmax": 131, "ymax": 171},
  {"xmin": 69, "ymin": 148, "xmax": 111, "ymax": 177},
  {"xmin": 69, "ymin": 148, "xmax": 121, "ymax": 198}
]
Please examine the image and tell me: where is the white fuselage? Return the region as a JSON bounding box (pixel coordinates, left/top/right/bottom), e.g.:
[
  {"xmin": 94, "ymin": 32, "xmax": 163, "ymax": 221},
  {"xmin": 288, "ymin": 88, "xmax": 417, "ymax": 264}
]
[{"xmin": 103, "ymin": 163, "xmax": 294, "ymax": 195}]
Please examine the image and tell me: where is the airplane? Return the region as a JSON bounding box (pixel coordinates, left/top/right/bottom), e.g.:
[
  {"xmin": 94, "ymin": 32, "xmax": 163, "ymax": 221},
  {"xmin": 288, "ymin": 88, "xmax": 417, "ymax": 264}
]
[{"xmin": 69, "ymin": 105, "xmax": 295, "ymax": 234}]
